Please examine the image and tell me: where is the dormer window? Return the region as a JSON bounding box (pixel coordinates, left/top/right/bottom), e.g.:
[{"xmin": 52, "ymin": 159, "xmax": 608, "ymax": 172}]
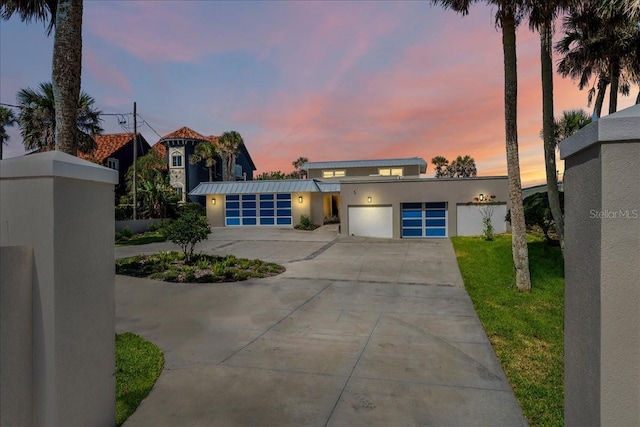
[{"xmin": 172, "ymin": 153, "xmax": 183, "ymax": 167}]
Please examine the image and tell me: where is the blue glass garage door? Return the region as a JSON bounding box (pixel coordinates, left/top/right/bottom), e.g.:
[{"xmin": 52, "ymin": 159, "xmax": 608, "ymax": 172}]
[
  {"xmin": 225, "ymin": 193, "xmax": 292, "ymax": 226},
  {"xmin": 401, "ymin": 202, "xmax": 447, "ymax": 238}
]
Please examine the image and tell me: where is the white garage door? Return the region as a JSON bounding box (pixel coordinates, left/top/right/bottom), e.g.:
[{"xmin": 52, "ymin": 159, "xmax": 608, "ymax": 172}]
[
  {"xmin": 456, "ymin": 204, "xmax": 507, "ymax": 236},
  {"xmin": 348, "ymin": 206, "xmax": 393, "ymax": 238}
]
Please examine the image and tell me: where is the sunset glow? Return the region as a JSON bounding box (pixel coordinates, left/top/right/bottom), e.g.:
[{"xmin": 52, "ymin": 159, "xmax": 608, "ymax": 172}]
[{"xmin": 1, "ymin": 1, "xmax": 636, "ymax": 186}]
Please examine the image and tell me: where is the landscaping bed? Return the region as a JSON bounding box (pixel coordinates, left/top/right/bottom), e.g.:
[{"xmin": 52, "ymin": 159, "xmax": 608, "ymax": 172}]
[{"xmin": 116, "ymin": 251, "xmax": 285, "ymax": 283}]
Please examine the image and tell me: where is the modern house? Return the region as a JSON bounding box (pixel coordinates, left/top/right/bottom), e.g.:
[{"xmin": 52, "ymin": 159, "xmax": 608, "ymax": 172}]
[
  {"xmin": 190, "ymin": 157, "xmax": 510, "ymax": 239},
  {"xmin": 157, "ymin": 126, "xmax": 256, "ymax": 203},
  {"xmin": 81, "ymin": 133, "xmax": 151, "ymax": 194}
]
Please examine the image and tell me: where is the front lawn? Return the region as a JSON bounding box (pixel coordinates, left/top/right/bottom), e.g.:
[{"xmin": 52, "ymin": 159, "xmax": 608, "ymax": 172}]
[
  {"xmin": 115, "ymin": 333, "xmax": 163, "ymax": 426},
  {"xmin": 450, "ymin": 234, "xmax": 564, "ymax": 427},
  {"xmin": 116, "ymin": 252, "xmax": 285, "ymax": 283}
]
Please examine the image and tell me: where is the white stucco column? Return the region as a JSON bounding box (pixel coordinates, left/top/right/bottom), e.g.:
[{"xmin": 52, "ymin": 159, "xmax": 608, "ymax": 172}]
[{"xmin": 0, "ymin": 151, "xmax": 118, "ymax": 426}]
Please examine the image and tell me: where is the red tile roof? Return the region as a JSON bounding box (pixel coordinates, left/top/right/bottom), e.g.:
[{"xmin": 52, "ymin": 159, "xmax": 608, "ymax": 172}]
[
  {"xmin": 160, "ymin": 126, "xmax": 207, "ymax": 142},
  {"xmin": 81, "ymin": 133, "xmax": 134, "ymax": 163},
  {"xmin": 151, "ymin": 142, "xmax": 166, "ymax": 158},
  {"xmin": 206, "ymin": 135, "xmax": 219, "ymax": 144}
]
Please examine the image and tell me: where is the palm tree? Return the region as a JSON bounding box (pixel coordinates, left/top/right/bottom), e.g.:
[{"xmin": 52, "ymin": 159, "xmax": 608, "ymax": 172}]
[
  {"xmin": 16, "ymin": 82, "xmax": 102, "ymax": 154},
  {"xmin": 0, "ymin": 105, "xmax": 17, "ymax": 160},
  {"xmin": 1, "ymin": 0, "xmax": 83, "ymax": 155},
  {"xmin": 190, "ymin": 140, "xmax": 218, "ymax": 182},
  {"xmin": 556, "ymin": 1, "xmax": 639, "ymax": 117},
  {"xmin": 292, "ymin": 156, "xmax": 309, "ymax": 179},
  {"xmin": 432, "ymin": 0, "xmax": 531, "ymax": 292},
  {"xmin": 553, "ymin": 109, "xmax": 592, "ymax": 145},
  {"xmin": 431, "ymin": 156, "xmax": 449, "ymax": 178},
  {"xmin": 448, "ymin": 155, "xmax": 477, "ymax": 177},
  {"xmin": 527, "ymin": 0, "xmax": 573, "ymax": 255},
  {"xmin": 217, "ymin": 130, "xmax": 243, "ymax": 181}
]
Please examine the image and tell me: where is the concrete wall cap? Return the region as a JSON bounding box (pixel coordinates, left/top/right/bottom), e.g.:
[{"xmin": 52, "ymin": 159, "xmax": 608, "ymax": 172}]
[
  {"xmin": 560, "ymin": 104, "xmax": 640, "ymax": 160},
  {"xmin": 0, "ymin": 150, "xmax": 118, "ymax": 184}
]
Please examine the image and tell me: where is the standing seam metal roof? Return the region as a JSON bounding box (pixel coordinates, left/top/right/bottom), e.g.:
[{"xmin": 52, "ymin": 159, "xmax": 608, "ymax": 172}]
[
  {"xmin": 189, "ymin": 179, "xmax": 339, "ymax": 195},
  {"xmin": 301, "ymin": 157, "xmax": 427, "ymax": 171}
]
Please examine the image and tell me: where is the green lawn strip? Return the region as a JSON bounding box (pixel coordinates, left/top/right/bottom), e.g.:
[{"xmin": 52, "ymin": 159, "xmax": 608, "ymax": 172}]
[
  {"xmin": 450, "ymin": 234, "xmax": 564, "ymax": 427},
  {"xmin": 116, "ymin": 252, "xmax": 286, "ymax": 283},
  {"xmin": 115, "ymin": 332, "xmax": 164, "ymax": 427},
  {"xmin": 116, "ymin": 231, "xmax": 167, "ymax": 247}
]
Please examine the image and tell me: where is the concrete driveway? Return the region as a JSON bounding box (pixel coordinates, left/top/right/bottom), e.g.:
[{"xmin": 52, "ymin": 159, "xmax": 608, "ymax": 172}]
[{"xmin": 116, "ymin": 227, "xmax": 527, "ymax": 426}]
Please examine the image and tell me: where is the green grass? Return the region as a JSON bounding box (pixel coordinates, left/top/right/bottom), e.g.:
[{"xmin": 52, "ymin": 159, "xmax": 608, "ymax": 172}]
[
  {"xmin": 116, "ymin": 251, "xmax": 286, "ymax": 283},
  {"xmin": 450, "ymin": 234, "xmax": 564, "ymax": 427},
  {"xmin": 115, "ymin": 333, "xmax": 164, "ymax": 426},
  {"xmin": 116, "ymin": 231, "xmax": 167, "ymax": 247}
]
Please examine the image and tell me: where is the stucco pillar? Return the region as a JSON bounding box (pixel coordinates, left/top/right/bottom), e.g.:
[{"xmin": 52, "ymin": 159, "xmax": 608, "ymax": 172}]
[
  {"xmin": 560, "ymin": 104, "xmax": 640, "ymax": 427},
  {"xmin": 0, "ymin": 151, "xmax": 118, "ymax": 426}
]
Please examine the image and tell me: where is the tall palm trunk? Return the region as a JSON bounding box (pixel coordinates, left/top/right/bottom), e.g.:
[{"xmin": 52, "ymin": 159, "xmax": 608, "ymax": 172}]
[
  {"xmin": 608, "ymin": 60, "xmax": 621, "ymax": 114},
  {"xmin": 52, "ymin": 0, "xmax": 83, "ymax": 155},
  {"xmin": 540, "ymin": 21, "xmax": 564, "ymax": 254},
  {"xmin": 594, "ymin": 78, "xmax": 609, "ymax": 118},
  {"xmin": 502, "ymin": 8, "xmax": 531, "ymax": 292}
]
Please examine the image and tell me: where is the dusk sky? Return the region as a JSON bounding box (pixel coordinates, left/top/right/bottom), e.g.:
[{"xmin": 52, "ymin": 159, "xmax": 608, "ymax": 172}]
[{"xmin": 1, "ymin": 1, "xmax": 636, "ymax": 186}]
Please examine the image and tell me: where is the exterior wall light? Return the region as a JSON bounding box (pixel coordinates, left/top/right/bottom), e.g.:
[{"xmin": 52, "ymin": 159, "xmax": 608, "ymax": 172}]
[
  {"xmin": 479, "ymin": 194, "xmax": 484, "ymax": 202},
  {"xmin": 298, "ymin": 196, "xmax": 303, "ymax": 203},
  {"xmin": 211, "ymin": 198, "xmax": 216, "ymax": 205},
  {"xmin": 367, "ymin": 196, "xmax": 372, "ymax": 203}
]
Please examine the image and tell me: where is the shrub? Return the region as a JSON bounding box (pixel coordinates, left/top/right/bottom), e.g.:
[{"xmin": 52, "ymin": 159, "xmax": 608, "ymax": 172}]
[
  {"xmin": 506, "ymin": 192, "xmax": 564, "ymax": 243},
  {"xmin": 295, "ymin": 214, "xmax": 318, "ymax": 230},
  {"xmin": 177, "ymin": 202, "xmax": 206, "ymax": 217},
  {"xmin": 121, "ymin": 226, "xmax": 133, "ymax": 239},
  {"xmin": 163, "ymin": 210, "xmax": 210, "ymax": 263},
  {"xmin": 323, "ymin": 215, "xmax": 340, "ymax": 224}
]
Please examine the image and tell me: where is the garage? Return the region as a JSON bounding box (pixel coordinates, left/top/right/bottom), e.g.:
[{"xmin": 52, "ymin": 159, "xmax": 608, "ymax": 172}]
[
  {"xmin": 456, "ymin": 204, "xmax": 507, "ymax": 236},
  {"xmin": 225, "ymin": 193, "xmax": 293, "ymax": 226},
  {"xmin": 348, "ymin": 206, "xmax": 393, "ymax": 238},
  {"xmin": 401, "ymin": 202, "xmax": 448, "ymax": 238}
]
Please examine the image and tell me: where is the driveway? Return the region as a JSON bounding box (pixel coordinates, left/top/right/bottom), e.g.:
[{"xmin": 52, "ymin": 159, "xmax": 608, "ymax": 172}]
[{"xmin": 116, "ymin": 227, "xmax": 527, "ymax": 426}]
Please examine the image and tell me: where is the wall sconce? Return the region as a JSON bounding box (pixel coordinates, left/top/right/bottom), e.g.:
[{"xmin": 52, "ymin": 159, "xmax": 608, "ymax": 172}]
[
  {"xmin": 298, "ymin": 196, "xmax": 303, "ymax": 203},
  {"xmin": 211, "ymin": 198, "xmax": 216, "ymax": 205},
  {"xmin": 478, "ymin": 194, "xmax": 484, "ymax": 202},
  {"xmin": 367, "ymin": 196, "xmax": 372, "ymax": 203}
]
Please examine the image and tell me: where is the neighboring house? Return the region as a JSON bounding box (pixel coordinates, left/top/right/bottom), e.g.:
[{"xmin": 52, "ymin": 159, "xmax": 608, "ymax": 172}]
[
  {"xmin": 81, "ymin": 133, "xmax": 151, "ymax": 194},
  {"xmin": 191, "ymin": 156, "xmax": 510, "ymax": 239},
  {"xmin": 157, "ymin": 126, "xmax": 256, "ymax": 203}
]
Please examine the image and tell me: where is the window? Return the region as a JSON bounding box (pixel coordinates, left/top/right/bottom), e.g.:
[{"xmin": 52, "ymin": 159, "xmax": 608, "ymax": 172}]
[
  {"xmin": 173, "ymin": 186, "xmax": 183, "ymax": 197},
  {"xmin": 379, "ymin": 168, "xmax": 403, "ymax": 176},
  {"xmin": 172, "ymin": 154, "xmax": 183, "ymax": 167},
  {"xmin": 106, "ymin": 158, "xmax": 119, "ymax": 170},
  {"xmin": 322, "ymin": 170, "xmax": 346, "ymax": 178}
]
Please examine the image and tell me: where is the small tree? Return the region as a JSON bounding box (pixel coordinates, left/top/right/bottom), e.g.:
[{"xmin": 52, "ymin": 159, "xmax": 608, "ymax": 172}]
[{"xmin": 163, "ymin": 210, "xmax": 210, "ymax": 263}]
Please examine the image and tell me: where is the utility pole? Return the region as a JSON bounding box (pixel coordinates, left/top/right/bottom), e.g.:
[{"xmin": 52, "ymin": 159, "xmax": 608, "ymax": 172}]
[{"xmin": 133, "ymin": 101, "xmax": 137, "ymax": 221}]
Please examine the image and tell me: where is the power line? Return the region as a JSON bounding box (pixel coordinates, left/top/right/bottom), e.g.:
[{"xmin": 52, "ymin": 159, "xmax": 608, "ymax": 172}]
[{"xmin": 136, "ymin": 114, "xmax": 163, "ymax": 139}]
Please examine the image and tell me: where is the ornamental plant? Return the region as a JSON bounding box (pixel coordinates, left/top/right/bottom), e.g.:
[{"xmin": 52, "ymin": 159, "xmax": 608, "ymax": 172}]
[
  {"xmin": 163, "ymin": 210, "xmax": 210, "ymax": 263},
  {"xmin": 466, "ymin": 195, "xmax": 498, "ymax": 241}
]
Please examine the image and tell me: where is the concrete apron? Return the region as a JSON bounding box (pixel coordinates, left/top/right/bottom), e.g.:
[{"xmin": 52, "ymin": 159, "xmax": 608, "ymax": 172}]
[{"xmin": 117, "ymin": 229, "xmax": 527, "ymax": 426}]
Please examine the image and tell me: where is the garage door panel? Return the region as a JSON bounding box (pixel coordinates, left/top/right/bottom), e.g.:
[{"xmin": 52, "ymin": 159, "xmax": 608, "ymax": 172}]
[
  {"xmin": 226, "ymin": 193, "xmax": 292, "ymax": 226},
  {"xmin": 348, "ymin": 206, "xmax": 393, "ymax": 238},
  {"xmin": 456, "ymin": 204, "xmax": 507, "ymax": 236},
  {"xmin": 402, "ymin": 202, "xmax": 448, "ymax": 238}
]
